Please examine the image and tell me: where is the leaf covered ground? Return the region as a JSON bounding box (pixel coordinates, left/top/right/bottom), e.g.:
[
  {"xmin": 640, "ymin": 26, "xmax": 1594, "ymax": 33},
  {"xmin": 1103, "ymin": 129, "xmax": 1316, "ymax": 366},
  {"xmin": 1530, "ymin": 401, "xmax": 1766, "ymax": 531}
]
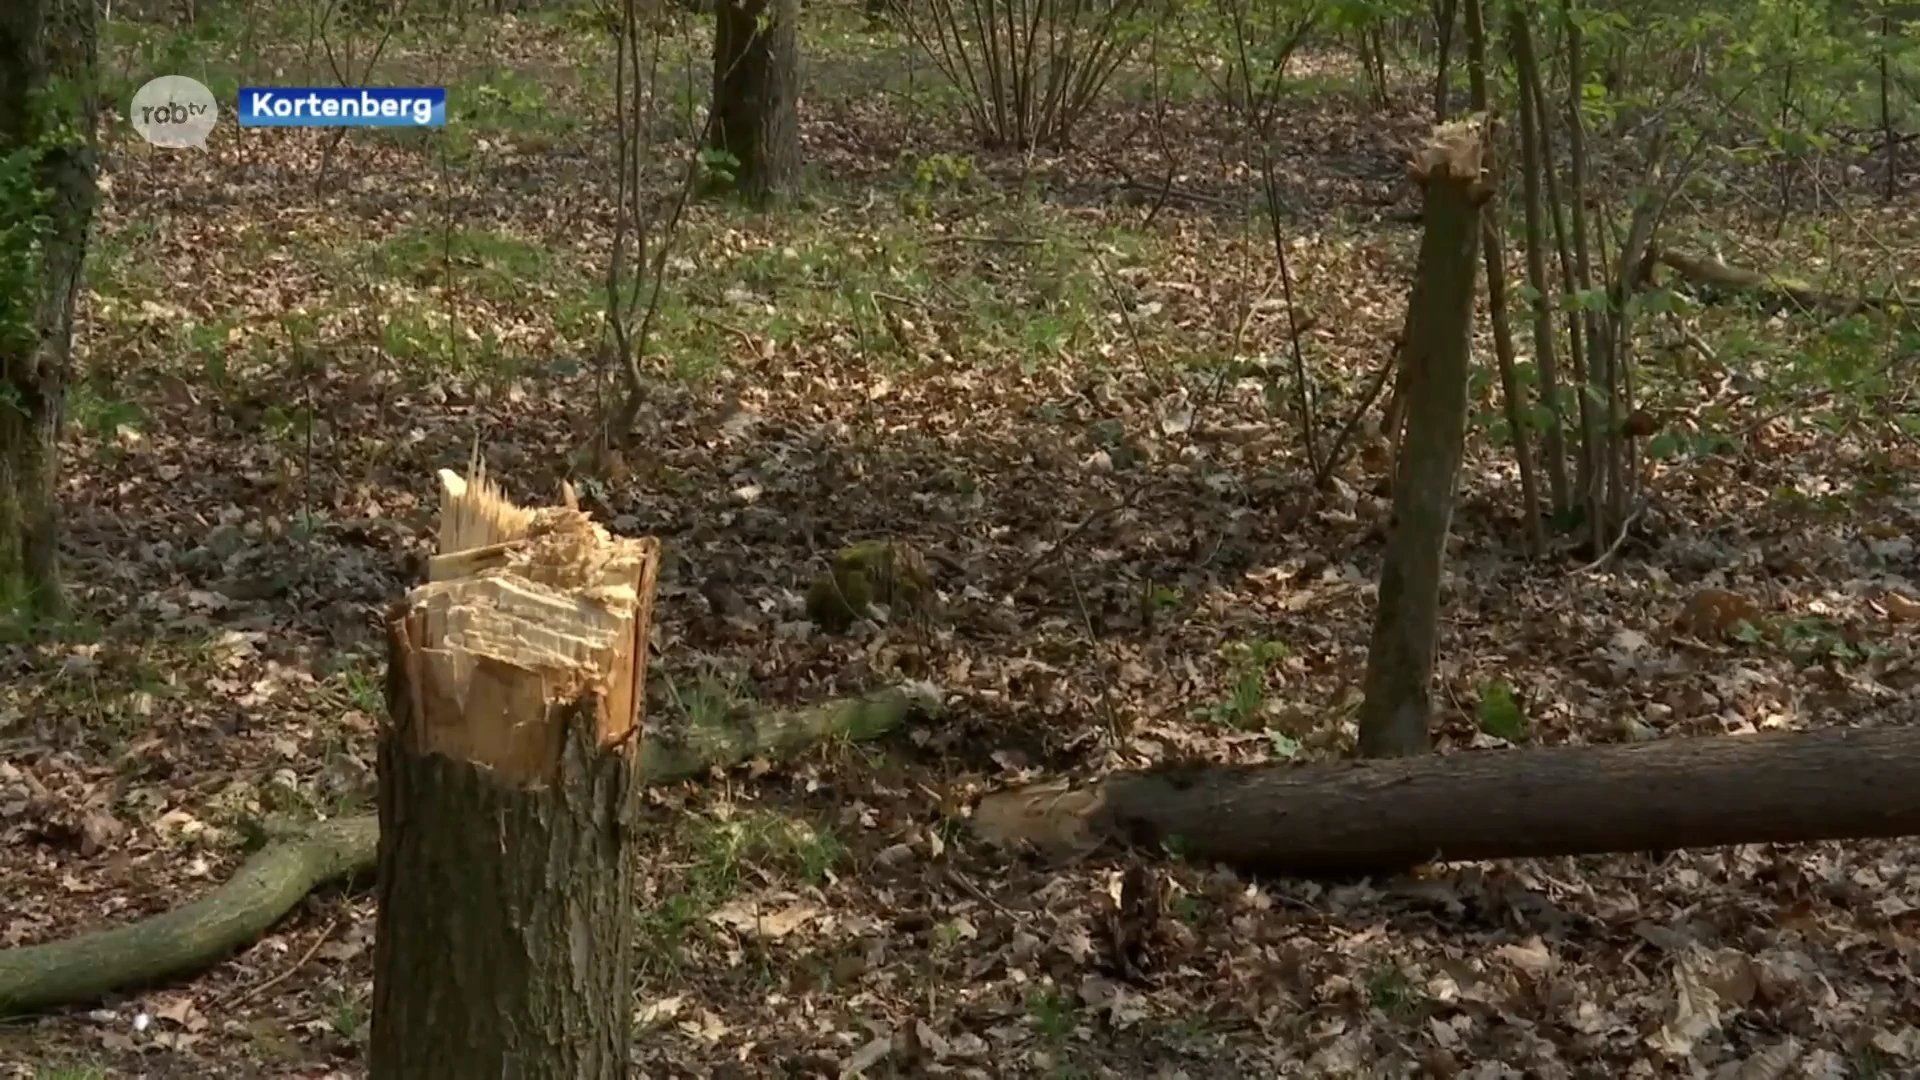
[{"xmin": 3, "ymin": 7, "xmax": 1920, "ymax": 1079}]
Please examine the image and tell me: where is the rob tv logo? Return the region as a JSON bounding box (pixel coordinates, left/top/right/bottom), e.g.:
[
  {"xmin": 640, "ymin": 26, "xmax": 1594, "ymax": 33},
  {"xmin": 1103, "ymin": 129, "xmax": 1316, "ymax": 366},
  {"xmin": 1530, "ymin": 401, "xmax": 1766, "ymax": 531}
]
[{"xmin": 130, "ymin": 76, "xmax": 218, "ymax": 150}]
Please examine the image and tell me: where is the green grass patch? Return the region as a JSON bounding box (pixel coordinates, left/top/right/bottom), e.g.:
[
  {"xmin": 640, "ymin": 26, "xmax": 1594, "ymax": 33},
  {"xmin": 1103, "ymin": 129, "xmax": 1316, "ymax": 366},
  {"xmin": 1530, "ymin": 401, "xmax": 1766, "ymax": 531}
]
[
  {"xmin": 635, "ymin": 806, "xmax": 847, "ymax": 975},
  {"xmin": 362, "ymin": 224, "xmax": 561, "ymax": 302},
  {"xmin": 86, "ymin": 216, "xmax": 166, "ymax": 302},
  {"xmin": 650, "ymin": 196, "xmax": 1149, "ymax": 378}
]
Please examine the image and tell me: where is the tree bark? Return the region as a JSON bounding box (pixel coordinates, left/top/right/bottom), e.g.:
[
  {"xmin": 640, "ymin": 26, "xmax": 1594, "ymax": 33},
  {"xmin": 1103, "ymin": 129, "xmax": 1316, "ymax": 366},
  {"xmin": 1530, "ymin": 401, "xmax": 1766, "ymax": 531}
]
[
  {"xmin": 1560, "ymin": 5, "xmax": 1606, "ymax": 543},
  {"xmin": 972, "ymin": 726, "xmax": 1920, "ymax": 878},
  {"xmin": 711, "ymin": 0, "xmax": 802, "ymax": 207},
  {"xmin": 0, "ymin": 0, "xmax": 98, "ymax": 621},
  {"xmin": 370, "ymin": 468, "xmax": 659, "ymax": 1080},
  {"xmin": 1524, "ymin": 4, "xmax": 1592, "ymax": 532},
  {"xmin": 1357, "ymin": 121, "xmax": 1490, "ymax": 759}
]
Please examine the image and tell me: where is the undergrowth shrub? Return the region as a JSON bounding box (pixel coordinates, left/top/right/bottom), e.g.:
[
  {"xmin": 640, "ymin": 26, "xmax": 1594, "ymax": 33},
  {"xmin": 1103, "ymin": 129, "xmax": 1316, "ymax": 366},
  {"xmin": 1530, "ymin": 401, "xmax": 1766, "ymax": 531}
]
[{"xmin": 902, "ymin": 0, "xmax": 1167, "ymax": 148}]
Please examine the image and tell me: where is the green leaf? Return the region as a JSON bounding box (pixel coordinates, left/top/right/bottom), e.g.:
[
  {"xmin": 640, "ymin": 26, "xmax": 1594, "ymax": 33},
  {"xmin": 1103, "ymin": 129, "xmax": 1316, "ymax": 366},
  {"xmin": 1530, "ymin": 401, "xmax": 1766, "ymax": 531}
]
[
  {"xmin": 1476, "ymin": 679, "xmax": 1528, "ymax": 742},
  {"xmin": 1266, "ymin": 730, "xmax": 1302, "ymax": 761}
]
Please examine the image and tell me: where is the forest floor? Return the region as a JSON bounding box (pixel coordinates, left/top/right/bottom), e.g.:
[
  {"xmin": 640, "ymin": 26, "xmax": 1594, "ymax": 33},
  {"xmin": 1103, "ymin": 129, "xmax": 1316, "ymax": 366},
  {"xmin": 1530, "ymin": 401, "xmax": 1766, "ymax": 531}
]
[{"xmin": 3, "ymin": 7, "xmax": 1919, "ymax": 1079}]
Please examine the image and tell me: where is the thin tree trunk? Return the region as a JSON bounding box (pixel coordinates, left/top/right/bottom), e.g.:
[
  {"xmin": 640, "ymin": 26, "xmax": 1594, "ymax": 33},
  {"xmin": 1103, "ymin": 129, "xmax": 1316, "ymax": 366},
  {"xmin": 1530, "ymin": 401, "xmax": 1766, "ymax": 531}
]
[
  {"xmin": 1431, "ymin": 0, "xmax": 1457, "ymax": 122},
  {"xmin": 0, "ymin": 0, "xmax": 98, "ymax": 623},
  {"xmin": 1561, "ymin": 5, "xmax": 1605, "ymax": 546},
  {"xmin": 1462, "ymin": 0, "xmax": 1540, "ymax": 553},
  {"xmin": 974, "ymin": 726, "xmax": 1920, "ymax": 878},
  {"xmin": 712, "ymin": 0, "xmax": 802, "ymax": 206},
  {"xmin": 1357, "ymin": 121, "xmax": 1490, "ymax": 759},
  {"xmin": 0, "ymin": 685, "xmax": 931, "ymax": 1017},
  {"xmin": 1508, "ymin": 3, "xmax": 1570, "ymax": 522},
  {"xmin": 1530, "ymin": 6, "xmax": 1592, "ymax": 524},
  {"xmin": 1882, "ymin": 9, "xmax": 1898, "ymax": 202},
  {"xmin": 1771, "ymin": 10, "xmax": 1799, "ymax": 235}
]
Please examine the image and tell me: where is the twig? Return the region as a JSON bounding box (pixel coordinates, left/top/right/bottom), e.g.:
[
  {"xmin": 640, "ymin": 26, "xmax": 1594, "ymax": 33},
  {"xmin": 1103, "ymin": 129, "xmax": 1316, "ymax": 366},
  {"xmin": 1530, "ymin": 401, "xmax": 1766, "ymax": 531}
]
[
  {"xmin": 1574, "ymin": 501, "xmax": 1646, "ymax": 575},
  {"xmin": 1112, "ymin": 180, "xmax": 1237, "ymax": 210},
  {"xmin": 945, "ymin": 868, "xmax": 1017, "ymax": 919},
  {"xmin": 1014, "ymin": 484, "xmax": 1150, "ymax": 584},
  {"xmin": 1310, "ymin": 346, "xmax": 1399, "ymax": 489},
  {"xmin": 220, "ymin": 915, "xmax": 340, "ymax": 1009},
  {"xmin": 693, "ymin": 313, "xmax": 759, "ymax": 354}
]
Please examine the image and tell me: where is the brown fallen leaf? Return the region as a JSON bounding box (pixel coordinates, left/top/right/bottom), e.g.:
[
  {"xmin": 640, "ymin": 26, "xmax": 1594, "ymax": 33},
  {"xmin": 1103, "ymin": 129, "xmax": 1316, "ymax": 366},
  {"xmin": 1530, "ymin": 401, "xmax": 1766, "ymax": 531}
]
[
  {"xmin": 80, "ymin": 810, "xmax": 126, "ymax": 857},
  {"xmin": 1879, "ymin": 591, "xmax": 1920, "ymax": 623},
  {"xmin": 1675, "ymin": 588, "xmax": 1762, "ymax": 641}
]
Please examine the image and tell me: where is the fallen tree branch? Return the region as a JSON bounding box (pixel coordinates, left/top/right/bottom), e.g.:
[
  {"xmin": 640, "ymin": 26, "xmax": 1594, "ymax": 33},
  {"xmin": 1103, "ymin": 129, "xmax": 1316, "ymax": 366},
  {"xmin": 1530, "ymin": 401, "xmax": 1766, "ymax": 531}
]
[
  {"xmin": 0, "ymin": 816, "xmax": 378, "ymax": 1017},
  {"xmin": 1653, "ymin": 247, "xmax": 1914, "ymax": 326},
  {"xmin": 0, "ymin": 684, "xmax": 938, "ymax": 1016},
  {"xmin": 638, "ymin": 681, "xmax": 941, "ymax": 783}
]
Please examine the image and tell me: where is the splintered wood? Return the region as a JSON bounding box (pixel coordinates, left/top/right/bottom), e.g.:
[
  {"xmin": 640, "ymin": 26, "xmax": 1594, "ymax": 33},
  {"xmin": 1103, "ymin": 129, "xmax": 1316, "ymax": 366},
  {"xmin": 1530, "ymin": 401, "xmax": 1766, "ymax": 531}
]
[{"xmin": 388, "ymin": 462, "xmax": 660, "ymax": 786}]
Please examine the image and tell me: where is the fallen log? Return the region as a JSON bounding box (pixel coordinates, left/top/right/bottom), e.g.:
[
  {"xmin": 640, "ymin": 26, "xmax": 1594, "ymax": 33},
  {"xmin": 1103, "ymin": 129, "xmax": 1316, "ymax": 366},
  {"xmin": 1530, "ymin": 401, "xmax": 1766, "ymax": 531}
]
[
  {"xmin": 972, "ymin": 726, "xmax": 1920, "ymax": 878},
  {"xmin": 0, "ymin": 683, "xmax": 937, "ymax": 1017},
  {"xmin": 1652, "ymin": 247, "xmax": 1914, "ymax": 325}
]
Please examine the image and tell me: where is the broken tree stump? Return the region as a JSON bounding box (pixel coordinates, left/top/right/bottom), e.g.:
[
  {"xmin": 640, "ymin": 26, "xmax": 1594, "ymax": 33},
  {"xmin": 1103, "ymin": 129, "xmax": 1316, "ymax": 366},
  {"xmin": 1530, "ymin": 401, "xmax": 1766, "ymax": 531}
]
[
  {"xmin": 1360, "ymin": 117, "xmax": 1493, "ymax": 759},
  {"xmin": 370, "ymin": 466, "xmax": 659, "ymax": 1080},
  {"xmin": 972, "ymin": 726, "xmax": 1920, "ymax": 878}
]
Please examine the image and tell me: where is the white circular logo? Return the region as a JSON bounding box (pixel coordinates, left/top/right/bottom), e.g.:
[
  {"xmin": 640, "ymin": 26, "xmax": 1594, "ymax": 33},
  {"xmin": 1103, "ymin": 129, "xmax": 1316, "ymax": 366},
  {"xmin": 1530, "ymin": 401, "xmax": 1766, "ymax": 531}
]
[{"xmin": 130, "ymin": 76, "xmax": 218, "ymax": 150}]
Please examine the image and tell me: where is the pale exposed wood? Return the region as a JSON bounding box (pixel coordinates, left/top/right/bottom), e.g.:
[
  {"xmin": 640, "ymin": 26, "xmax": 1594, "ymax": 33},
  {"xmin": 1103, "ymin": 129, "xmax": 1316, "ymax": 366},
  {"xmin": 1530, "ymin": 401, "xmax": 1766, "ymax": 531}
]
[{"xmin": 396, "ymin": 465, "xmax": 659, "ymax": 787}]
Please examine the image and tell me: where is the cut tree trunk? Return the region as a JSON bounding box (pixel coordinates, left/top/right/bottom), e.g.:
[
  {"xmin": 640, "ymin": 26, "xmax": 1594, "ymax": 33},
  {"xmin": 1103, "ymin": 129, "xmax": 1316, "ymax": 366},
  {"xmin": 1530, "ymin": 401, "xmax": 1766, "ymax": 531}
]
[
  {"xmin": 0, "ymin": 0, "xmax": 98, "ymax": 621},
  {"xmin": 1358, "ymin": 120, "xmax": 1491, "ymax": 759},
  {"xmin": 370, "ymin": 466, "xmax": 660, "ymax": 1080},
  {"xmin": 711, "ymin": 0, "xmax": 801, "ymax": 206},
  {"xmin": 972, "ymin": 726, "xmax": 1920, "ymax": 878},
  {"xmin": 0, "ymin": 684, "xmax": 934, "ymax": 1017}
]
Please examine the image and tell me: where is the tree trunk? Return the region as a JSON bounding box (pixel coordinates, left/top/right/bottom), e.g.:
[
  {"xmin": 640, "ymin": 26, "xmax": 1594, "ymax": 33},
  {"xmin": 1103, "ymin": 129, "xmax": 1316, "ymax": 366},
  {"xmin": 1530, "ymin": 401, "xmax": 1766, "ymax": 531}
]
[
  {"xmin": 0, "ymin": 0, "xmax": 98, "ymax": 622},
  {"xmin": 1508, "ymin": 3, "xmax": 1571, "ymax": 524},
  {"xmin": 972, "ymin": 726, "xmax": 1920, "ymax": 878},
  {"xmin": 1356, "ymin": 121, "xmax": 1490, "ymax": 759},
  {"xmin": 711, "ymin": 0, "xmax": 802, "ymax": 207},
  {"xmin": 1526, "ymin": 5, "xmax": 1591, "ymax": 533},
  {"xmin": 1651, "ymin": 246, "xmax": 1914, "ymax": 326},
  {"xmin": 0, "ymin": 818, "xmax": 377, "ymax": 1016},
  {"xmin": 369, "ymin": 468, "xmax": 660, "ymax": 1080},
  {"xmin": 1560, "ymin": 5, "xmax": 1605, "ymax": 544},
  {"xmin": 1461, "ymin": 0, "xmax": 1541, "ymax": 556},
  {"xmin": 1430, "ymin": 0, "xmax": 1457, "ymax": 122},
  {"xmin": 1882, "ymin": 10, "xmax": 1898, "ymax": 202}
]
